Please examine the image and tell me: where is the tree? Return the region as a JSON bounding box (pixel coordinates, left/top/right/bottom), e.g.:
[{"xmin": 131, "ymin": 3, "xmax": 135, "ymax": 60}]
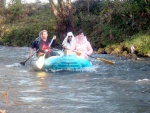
[
  {"xmin": 10, "ymin": 0, "xmax": 21, "ymax": 4},
  {"xmin": 6, "ymin": 0, "xmax": 27, "ymax": 22},
  {"xmin": 0, "ymin": 0, "xmax": 6, "ymax": 8},
  {"xmin": 49, "ymin": 0, "xmax": 74, "ymax": 39},
  {"xmin": 0, "ymin": 0, "xmax": 6, "ymax": 38}
]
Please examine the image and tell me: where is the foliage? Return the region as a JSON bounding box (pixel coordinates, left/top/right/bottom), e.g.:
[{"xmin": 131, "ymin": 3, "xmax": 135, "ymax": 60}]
[
  {"xmin": 49, "ymin": 0, "xmax": 74, "ymax": 39},
  {"xmin": 0, "ymin": 3, "xmax": 56, "ymax": 46},
  {"xmin": 0, "ymin": 0, "xmax": 150, "ymax": 56},
  {"xmin": 5, "ymin": 2, "xmax": 27, "ymax": 22},
  {"xmin": 73, "ymin": 0, "xmax": 150, "ymax": 50},
  {"xmin": 124, "ymin": 32, "xmax": 150, "ymax": 56}
]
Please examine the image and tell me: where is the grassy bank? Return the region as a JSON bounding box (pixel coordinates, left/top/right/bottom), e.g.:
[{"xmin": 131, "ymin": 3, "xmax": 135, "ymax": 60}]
[{"xmin": 97, "ymin": 32, "xmax": 150, "ymax": 57}]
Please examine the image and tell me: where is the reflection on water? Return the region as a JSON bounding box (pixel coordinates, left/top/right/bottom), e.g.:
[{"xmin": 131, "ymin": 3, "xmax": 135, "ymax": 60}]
[
  {"xmin": 36, "ymin": 72, "xmax": 47, "ymax": 80},
  {"xmin": 0, "ymin": 46, "xmax": 150, "ymax": 113},
  {"xmin": 19, "ymin": 97, "xmax": 44, "ymax": 103}
]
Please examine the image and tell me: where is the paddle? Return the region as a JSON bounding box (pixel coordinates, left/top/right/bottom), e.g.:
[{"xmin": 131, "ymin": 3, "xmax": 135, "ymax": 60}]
[
  {"xmin": 36, "ymin": 37, "xmax": 55, "ymax": 69},
  {"xmin": 78, "ymin": 52, "xmax": 114, "ymax": 65},
  {"xmin": 20, "ymin": 49, "xmax": 39, "ymax": 66},
  {"xmin": 65, "ymin": 48, "xmax": 114, "ymax": 65},
  {"xmin": 89, "ymin": 56, "xmax": 114, "ymax": 65}
]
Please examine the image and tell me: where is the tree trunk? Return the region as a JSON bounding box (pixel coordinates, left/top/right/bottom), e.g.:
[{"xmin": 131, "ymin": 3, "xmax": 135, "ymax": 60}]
[
  {"xmin": 0, "ymin": 0, "xmax": 6, "ymax": 8},
  {"xmin": 0, "ymin": 0, "xmax": 6, "ymax": 38},
  {"xmin": 49, "ymin": 0, "xmax": 74, "ymax": 39},
  {"xmin": 86, "ymin": 0, "xmax": 90, "ymax": 13},
  {"xmin": 9, "ymin": 0, "xmax": 22, "ymax": 4}
]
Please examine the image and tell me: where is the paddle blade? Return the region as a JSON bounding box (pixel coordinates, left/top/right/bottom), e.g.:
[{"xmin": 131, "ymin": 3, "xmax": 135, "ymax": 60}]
[
  {"xmin": 36, "ymin": 54, "xmax": 46, "ymax": 69},
  {"xmin": 20, "ymin": 62, "xmax": 25, "ymax": 66},
  {"xmin": 64, "ymin": 50, "xmax": 74, "ymax": 55},
  {"xmin": 76, "ymin": 51, "xmax": 81, "ymax": 56},
  {"xmin": 97, "ymin": 58, "xmax": 114, "ymax": 65}
]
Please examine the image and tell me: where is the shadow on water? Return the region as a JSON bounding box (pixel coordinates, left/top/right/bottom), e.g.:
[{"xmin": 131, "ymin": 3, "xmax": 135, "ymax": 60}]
[{"xmin": 0, "ymin": 46, "xmax": 150, "ymax": 113}]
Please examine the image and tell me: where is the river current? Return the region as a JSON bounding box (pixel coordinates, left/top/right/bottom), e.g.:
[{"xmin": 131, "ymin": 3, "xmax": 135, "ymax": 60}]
[{"xmin": 0, "ymin": 46, "xmax": 150, "ymax": 113}]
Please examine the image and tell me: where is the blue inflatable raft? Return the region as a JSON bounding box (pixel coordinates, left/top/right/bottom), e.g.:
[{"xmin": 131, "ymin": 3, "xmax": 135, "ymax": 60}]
[{"xmin": 44, "ymin": 54, "xmax": 92, "ymax": 72}]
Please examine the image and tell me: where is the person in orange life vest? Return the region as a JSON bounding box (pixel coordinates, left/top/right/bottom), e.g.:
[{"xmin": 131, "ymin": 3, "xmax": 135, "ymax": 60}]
[
  {"xmin": 38, "ymin": 30, "xmax": 56, "ymax": 58},
  {"xmin": 74, "ymin": 29, "xmax": 93, "ymax": 59}
]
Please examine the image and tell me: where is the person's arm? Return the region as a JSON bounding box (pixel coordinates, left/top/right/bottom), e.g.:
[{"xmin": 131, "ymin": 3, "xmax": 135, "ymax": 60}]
[
  {"xmin": 86, "ymin": 42, "xmax": 93, "ymax": 55},
  {"xmin": 29, "ymin": 41, "xmax": 36, "ymax": 57},
  {"xmin": 62, "ymin": 36, "xmax": 67, "ymax": 49},
  {"xmin": 39, "ymin": 40, "xmax": 45, "ymax": 53},
  {"xmin": 30, "ymin": 48, "xmax": 34, "ymax": 57},
  {"xmin": 51, "ymin": 35, "xmax": 56, "ymax": 48}
]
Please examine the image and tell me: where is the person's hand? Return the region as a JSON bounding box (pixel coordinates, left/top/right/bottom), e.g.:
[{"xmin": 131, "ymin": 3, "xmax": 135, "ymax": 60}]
[
  {"xmin": 62, "ymin": 45, "xmax": 66, "ymax": 49},
  {"xmin": 79, "ymin": 52, "xmax": 88, "ymax": 59},
  {"xmin": 44, "ymin": 49, "xmax": 49, "ymax": 53},
  {"xmin": 53, "ymin": 35, "xmax": 56, "ymax": 40}
]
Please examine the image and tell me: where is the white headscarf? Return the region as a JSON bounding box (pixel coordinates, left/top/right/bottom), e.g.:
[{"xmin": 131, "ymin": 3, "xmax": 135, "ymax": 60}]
[{"xmin": 62, "ymin": 32, "xmax": 76, "ymax": 49}]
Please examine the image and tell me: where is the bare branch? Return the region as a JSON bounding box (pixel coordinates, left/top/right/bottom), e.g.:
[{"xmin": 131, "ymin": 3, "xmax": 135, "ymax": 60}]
[{"xmin": 49, "ymin": 0, "xmax": 58, "ymax": 16}]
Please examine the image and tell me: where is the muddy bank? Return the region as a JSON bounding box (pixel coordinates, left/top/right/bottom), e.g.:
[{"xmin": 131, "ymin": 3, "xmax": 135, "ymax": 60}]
[{"xmin": 96, "ymin": 44, "xmax": 150, "ymax": 60}]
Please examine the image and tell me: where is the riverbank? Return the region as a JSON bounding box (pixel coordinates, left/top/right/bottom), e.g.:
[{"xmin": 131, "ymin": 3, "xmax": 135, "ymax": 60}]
[
  {"xmin": 96, "ymin": 47, "xmax": 149, "ymax": 60},
  {"xmin": 96, "ymin": 32, "xmax": 150, "ymax": 59}
]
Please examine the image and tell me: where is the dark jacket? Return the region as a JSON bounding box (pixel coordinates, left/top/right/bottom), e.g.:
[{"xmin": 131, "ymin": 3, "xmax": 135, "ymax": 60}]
[
  {"xmin": 31, "ymin": 37, "xmax": 56, "ymax": 50},
  {"xmin": 31, "ymin": 37, "xmax": 41, "ymax": 50}
]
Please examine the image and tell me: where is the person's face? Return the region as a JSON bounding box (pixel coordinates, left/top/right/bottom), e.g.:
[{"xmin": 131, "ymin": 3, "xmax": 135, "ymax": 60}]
[
  {"xmin": 42, "ymin": 32, "xmax": 48, "ymax": 40},
  {"xmin": 68, "ymin": 36, "xmax": 72, "ymax": 41},
  {"xmin": 78, "ymin": 33, "xmax": 84, "ymax": 39}
]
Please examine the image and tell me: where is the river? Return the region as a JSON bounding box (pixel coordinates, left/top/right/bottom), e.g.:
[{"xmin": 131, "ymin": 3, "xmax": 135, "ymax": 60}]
[{"xmin": 0, "ymin": 45, "xmax": 150, "ymax": 113}]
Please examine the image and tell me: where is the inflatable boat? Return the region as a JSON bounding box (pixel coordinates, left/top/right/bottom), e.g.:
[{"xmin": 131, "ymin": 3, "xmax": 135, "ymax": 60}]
[
  {"xmin": 44, "ymin": 54, "xmax": 92, "ymax": 72},
  {"xmin": 32, "ymin": 49, "xmax": 92, "ymax": 72}
]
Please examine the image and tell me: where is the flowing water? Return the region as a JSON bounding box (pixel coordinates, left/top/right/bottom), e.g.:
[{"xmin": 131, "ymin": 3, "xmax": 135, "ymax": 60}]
[{"xmin": 0, "ymin": 45, "xmax": 150, "ymax": 113}]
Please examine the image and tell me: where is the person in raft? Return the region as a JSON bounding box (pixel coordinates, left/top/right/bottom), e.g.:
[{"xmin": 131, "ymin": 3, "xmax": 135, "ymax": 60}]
[
  {"xmin": 74, "ymin": 29, "xmax": 93, "ymax": 59},
  {"xmin": 62, "ymin": 32, "xmax": 76, "ymax": 50},
  {"xmin": 30, "ymin": 30, "xmax": 57, "ymax": 57},
  {"xmin": 29, "ymin": 31, "xmax": 42, "ymax": 57},
  {"xmin": 38, "ymin": 30, "xmax": 56, "ymax": 58}
]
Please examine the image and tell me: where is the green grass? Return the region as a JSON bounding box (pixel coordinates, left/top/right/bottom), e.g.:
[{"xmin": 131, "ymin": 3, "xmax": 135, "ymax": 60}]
[{"xmin": 124, "ymin": 32, "xmax": 150, "ymax": 55}]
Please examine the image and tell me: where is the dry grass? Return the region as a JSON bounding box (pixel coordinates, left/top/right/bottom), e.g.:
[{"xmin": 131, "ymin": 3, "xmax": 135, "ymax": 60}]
[
  {"xmin": 0, "ymin": 87, "xmax": 10, "ymax": 113},
  {"xmin": 0, "ymin": 109, "xmax": 7, "ymax": 113}
]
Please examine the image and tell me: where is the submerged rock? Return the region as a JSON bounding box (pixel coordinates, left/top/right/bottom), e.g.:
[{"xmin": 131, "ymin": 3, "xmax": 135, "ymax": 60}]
[{"xmin": 126, "ymin": 53, "xmax": 138, "ymax": 60}]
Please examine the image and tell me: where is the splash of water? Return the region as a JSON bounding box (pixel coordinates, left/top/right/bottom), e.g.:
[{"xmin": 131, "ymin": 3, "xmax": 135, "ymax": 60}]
[{"xmin": 5, "ymin": 63, "xmax": 23, "ymax": 67}]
